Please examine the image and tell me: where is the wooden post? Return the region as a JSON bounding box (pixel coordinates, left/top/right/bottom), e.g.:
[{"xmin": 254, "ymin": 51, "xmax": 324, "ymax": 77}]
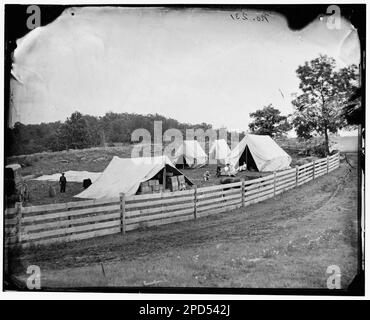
[
  {"xmin": 119, "ymin": 193, "xmax": 126, "ymax": 235},
  {"xmin": 327, "ymin": 156, "xmax": 329, "ymax": 174},
  {"xmin": 15, "ymin": 202, "xmax": 22, "ymax": 245},
  {"xmin": 295, "ymin": 166, "xmax": 299, "ymax": 187},
  {"xmin": 4, "ymin": 208, "xmax": 9, "ymax": 274},
  {"xmin": 338, "ymin": 152, "xmax": 340, "ymax": 167},
  {"xmin": 273, "ymin": 171, "xmax": 277, "ymax": 197},
  {"xmin": 312, "ymin": 160, "xmax": 316, "ymax": 179},
  {"xmin": 193, "ymin": 186, "xmax": 197, "ymax": 219},
  {"xmin": 67, "ymin": 205, "xmax": 71, "ymax": 228},
  {"xmin": 241, "ymin": 179, "xmax": 245, "ymax": 207}
]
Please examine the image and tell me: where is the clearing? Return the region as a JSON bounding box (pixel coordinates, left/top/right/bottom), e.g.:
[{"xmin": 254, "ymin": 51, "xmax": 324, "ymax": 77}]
[
  {"xmin": 8, "ymin": 154, "xmax": 359, "ymax": 289},
  {"xmin": 7, "ymin": 143, "xmax": 320, "ymax": 206}
]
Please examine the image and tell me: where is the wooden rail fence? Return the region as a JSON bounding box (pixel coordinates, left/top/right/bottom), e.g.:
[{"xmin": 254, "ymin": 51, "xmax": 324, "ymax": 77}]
[{"xmin": 4, "ymin": 153, "xmax": 341, "ymax": 248}]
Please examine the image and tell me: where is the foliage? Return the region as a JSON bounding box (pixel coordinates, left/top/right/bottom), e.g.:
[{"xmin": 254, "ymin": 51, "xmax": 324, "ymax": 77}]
[
  {"xmin": 6, "ymin": 111, "xmax": 213, "ymax": 156},
  {"xmin": 248, "ymin": 104, "xmax": 292, "ymax": 137},
  {"xmin": 341, "ymin": 87, "xmax": 363, "ymax": 126},
  {"xmin": 291, "ymin": 55, "xmax": 359, "ymax": 154},
  {"xmin": 312, "ymin": 143, "xmax": 328, "ymax": 158},
  {"xmin": 5, "ymin": 121, "xmax": 64, "ymax": 155}
]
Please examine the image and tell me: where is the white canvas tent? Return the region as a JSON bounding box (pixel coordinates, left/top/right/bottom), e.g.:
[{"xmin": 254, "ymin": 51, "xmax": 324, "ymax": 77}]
[
  {"xmin": 75, "ymin": 155, "xmax": 193, "ymax": 199},
  {"xmin": 6, "ymin": 164, "xmax": 21, "ymax": 171},
  {"xmin": 227, "ymin": 134, "xmax": 292, "ymax": 172},
  {"xmin": 209, "ymin": 139, "xmax": 231, "ymax": 163},
  {"xmin": 172, "ymin": 140, "xmax": 207, "ymax": 168}
]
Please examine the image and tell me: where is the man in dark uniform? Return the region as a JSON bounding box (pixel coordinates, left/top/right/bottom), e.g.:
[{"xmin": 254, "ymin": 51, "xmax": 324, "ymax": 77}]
[{"xmin": 59, "ymin": 173, "xmax": 67, "ymax": 193}]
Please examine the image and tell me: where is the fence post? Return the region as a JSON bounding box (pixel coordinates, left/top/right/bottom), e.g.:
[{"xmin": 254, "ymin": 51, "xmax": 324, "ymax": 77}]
[
  {"xmin": 327, "ymin": 155, "xmax": 329, "ymax": 173},
  {"xmin": 241, "ymin": 179, "xmax": 245, "ymax": 207},
  {"xmin": 119, "ymin": 193, "xmax": 126, "ymax": 235},
  {"xmin": 312, "ymin": 160, "xmax": 316, "ymax": 180},
  {"xmin": 193, "ymin": 186, "xmax": 197, "ymax": 219},
  {"xmin": 295, "ymin": 166, "xmax": 299, "ymax": 187},
  {"xmin": 4, "ymin": 204, "xmax": 21, "ymax": 275},
  {"xmin": 273, "ymin": 171, "xmax": 277, "ymax": 197},
  {"xmin": 15, "ymin": 202, "xmax": 22, "ymax": 245},
  {"xmin": 67, "ymin": 204, "xmax": 71, "ymax": 228},
  {"xmin": 338, "ymin": 152, "xmax": 340, "ymax": 167}
]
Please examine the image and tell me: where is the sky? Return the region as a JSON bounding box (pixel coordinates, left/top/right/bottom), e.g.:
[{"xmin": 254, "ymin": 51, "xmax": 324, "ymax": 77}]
[{"xmin": 10, "ymin": 7, "xmax": 360, "ymax": 132}]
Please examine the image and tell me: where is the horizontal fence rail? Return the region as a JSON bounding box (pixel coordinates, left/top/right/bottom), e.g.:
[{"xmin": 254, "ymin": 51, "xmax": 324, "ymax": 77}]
[{"xmin": 4, "ymin": 153, "xmax": 341, "ymax": 248}]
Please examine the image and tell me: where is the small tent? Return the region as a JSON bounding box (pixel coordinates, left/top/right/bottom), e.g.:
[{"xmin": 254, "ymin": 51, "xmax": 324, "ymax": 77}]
[
  {"xmin": 209, "ymin": 139, "xmax": 231, "ymax": 163},
  {"xmin": 75, "ymin": 155, "xmax": 193, "ymax": 199},
  {"xmin": 227, "ymin": 134, "xmax": 292, "ymax": 172},
  {"xmin": 172, "ymin": 140, "xmax": 208, "ymax": 168}
]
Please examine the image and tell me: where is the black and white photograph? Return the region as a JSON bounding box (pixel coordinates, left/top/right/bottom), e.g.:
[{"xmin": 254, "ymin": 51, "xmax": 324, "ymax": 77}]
[{"xmin": 2, "ymin": 3, "xmax": 366, "ymax": 296}]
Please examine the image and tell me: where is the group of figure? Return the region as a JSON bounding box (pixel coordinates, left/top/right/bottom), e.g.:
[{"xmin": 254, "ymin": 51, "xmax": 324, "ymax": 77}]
[{"xmin": 203, "ymin": 161, "xmax": 248, "ymax": 181}]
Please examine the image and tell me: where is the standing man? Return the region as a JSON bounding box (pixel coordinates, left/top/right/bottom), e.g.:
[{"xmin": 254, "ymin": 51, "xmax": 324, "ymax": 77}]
[
  {"xmin": 216, "ymin": 165, "xmax": 221, "ymax": 177},
  {"xmin": 59, "ymin": 172, "xmax": 67, "ymax": 193}
]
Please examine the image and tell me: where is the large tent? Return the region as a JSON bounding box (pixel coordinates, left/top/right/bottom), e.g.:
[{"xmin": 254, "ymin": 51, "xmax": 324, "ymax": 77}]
[
  {"xmin": 172, "ymin": 140, "xmax": 207, "ymax": 168},
  {"xmin": 227, "ymin": 134, "xmax": 292, "ymax": 172},
  {"xmin": 209, "ymin": 139, "xmax": 231, "ymax": 163},
  {"xmin": 75, "ymin": 155, "xmax": 193, "ymax": 199}
]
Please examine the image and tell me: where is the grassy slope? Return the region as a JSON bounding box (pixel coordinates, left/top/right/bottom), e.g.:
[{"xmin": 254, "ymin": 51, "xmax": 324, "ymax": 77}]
[
  {"xmin": 10, "ymin": 154, "xmax": 359, "ymax": 289},
  {"xmin": 7, "ymin": 146, "xmax": 133, "ymax": 176}
]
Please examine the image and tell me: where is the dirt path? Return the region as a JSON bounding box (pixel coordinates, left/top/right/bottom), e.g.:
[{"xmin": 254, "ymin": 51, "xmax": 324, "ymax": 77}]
[{"xmin": 10, "ymin": 155, "xmax": 359, "ymax": 289}]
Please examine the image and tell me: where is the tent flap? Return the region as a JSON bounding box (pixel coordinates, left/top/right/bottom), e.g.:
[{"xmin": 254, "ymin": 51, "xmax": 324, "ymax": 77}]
[
  {"xmin": 209, "ymin": 139, "xmax": 231, "ymax": 162},
  {"xmin": 227, "ymin": 134, "xmax": 292, "ymax": 172}
]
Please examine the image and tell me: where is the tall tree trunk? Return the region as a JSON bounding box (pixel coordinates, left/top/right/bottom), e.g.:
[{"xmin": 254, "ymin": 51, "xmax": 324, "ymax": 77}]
[{"xmin": 324, "ymin": 126, "xmax": 330, "ymax": 155}]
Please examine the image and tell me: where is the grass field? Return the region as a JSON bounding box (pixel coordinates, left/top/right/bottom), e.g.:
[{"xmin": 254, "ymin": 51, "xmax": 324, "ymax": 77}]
[
  {"xmin": 23, "ymin": 164, "xmax": 221, "ymax": 205},
  {"xmin": 7, "ymin": 145, "xmax": 139, "ymax": 206},
  {"xmin": 7, "ymin": 141, "xmax": 325, "ymax": 206},
  {"xmin": 7, "ymin": 154, "xmax": 359, "ymax": 289}
]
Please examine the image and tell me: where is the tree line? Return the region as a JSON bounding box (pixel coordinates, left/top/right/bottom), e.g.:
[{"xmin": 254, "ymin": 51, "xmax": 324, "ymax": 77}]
[{"xmin": 5, "ymin": 112, "xmax": 212, "ymax": 156}]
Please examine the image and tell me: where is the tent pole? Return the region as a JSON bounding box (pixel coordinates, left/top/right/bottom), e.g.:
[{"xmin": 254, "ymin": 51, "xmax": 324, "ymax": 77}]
[
  {"xmin": 163, "ymin": 166, "xmax": 167, "ymax": 191},
  {"xmin": 245, "ymin": 147, "xmax": 248, "ymax": 171}
]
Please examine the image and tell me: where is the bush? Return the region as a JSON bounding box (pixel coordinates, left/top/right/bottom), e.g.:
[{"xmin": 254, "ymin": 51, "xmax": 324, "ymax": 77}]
[{"xmin": 312, "ymin": 143, "xmax": 327, "ymax": 158}]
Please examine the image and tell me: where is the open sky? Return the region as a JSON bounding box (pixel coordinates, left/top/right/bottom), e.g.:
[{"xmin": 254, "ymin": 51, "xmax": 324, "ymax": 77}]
[{"xmin": 10, "ymin": 7, "xmax": 360, "ymax": 132}]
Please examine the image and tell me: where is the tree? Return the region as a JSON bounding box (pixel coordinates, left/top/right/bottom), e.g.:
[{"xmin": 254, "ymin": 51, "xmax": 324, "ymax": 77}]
[
  {"xmin": 248, "ymin": 104, "xmax": 292, "ymax": 137},
  {"xmin": 291, "ymin": 55, "xmax": 359, "ymax": 154},
  {"xmin": 59, "ymin": 111, "xmax": 91, "ymax": 149},
  {"xmin": 6, "ymin": 111, "xmax": 215, "ymax": 155}
]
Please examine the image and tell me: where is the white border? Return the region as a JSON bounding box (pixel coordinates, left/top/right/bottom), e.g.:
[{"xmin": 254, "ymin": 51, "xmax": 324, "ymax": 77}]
[{"xmin": 0, "ymin": 0, "xmax": 368, "ymax": 300}]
